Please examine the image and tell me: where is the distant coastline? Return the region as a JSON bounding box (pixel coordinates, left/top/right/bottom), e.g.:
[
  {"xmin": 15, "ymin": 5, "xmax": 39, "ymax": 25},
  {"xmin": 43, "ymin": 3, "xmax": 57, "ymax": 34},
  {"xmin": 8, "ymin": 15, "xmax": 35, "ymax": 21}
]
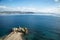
[
  {"xmin": 0, "ymin": 11, "xmax": 34, "ymax": 14},
  {"xmin": 0, "ymin": 11, "xmax": 59, "ymax": 17}
]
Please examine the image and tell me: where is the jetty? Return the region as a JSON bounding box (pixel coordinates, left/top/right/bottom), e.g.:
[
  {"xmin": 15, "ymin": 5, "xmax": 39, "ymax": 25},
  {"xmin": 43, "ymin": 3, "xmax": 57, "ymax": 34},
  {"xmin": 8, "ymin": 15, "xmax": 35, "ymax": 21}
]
[{"xmin": 3, "ymin": 27, "xmax": 28, "ymax": 40}]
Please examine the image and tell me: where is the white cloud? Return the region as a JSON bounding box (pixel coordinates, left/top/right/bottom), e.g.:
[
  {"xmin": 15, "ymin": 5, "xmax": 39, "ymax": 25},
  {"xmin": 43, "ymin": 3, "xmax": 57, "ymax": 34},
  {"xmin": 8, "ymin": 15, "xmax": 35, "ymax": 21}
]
[
  {"xmin": 0, "ymin": 6, "xmax": 37, "ymax": 12},
  {"xmin": 0, "ymin": 6, "xmax": 7, "ymax": 8},
  {"xmin": 0, "ymin": 6, "xmax": 60, "ymax": 14}
]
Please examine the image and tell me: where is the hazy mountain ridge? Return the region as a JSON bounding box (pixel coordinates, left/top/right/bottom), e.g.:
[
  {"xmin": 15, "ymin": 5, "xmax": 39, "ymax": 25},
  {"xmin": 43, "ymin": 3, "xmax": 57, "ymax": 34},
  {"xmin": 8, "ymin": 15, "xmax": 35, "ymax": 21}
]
[{"xmin": 0, "ymin": 11, "xmax": 60, "ymax": 17}]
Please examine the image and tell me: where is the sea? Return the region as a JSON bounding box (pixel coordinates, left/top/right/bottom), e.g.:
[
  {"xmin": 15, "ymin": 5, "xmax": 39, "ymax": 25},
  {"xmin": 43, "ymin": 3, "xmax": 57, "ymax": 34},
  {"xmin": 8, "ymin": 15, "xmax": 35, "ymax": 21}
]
[{"xmin": 0, "ymin": 13, "xmax": 60, "ymax": 40}]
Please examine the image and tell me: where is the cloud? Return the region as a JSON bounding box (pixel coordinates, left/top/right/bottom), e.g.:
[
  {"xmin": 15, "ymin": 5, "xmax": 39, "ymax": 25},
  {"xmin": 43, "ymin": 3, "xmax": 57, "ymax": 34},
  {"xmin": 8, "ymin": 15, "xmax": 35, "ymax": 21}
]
[
  {"xmin": 0, "ymin": 6, "xmax": 7, "ymax": 8},
  {"xmin": 0, "ymin": 6, "xmax": 37, "ymax": 12},
  {"xmin": 0, "ymin": 6, "xmax": 60, "ymax": 14}
]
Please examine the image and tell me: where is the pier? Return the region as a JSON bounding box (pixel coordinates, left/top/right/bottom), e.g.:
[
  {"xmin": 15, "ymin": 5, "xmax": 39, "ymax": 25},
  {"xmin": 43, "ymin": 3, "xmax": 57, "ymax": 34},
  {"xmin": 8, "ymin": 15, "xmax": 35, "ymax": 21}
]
[{"xmin": 3, "ymin": 27, "xmax": 28, "ymax": 40}]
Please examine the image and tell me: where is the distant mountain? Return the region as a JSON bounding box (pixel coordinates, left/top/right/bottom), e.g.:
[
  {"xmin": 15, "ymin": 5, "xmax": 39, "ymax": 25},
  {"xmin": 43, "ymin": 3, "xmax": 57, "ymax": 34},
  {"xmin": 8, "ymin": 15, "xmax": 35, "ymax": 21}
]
[{"xmin": 0, "ymin": 11, "xmax": 34, "ymax": 14}]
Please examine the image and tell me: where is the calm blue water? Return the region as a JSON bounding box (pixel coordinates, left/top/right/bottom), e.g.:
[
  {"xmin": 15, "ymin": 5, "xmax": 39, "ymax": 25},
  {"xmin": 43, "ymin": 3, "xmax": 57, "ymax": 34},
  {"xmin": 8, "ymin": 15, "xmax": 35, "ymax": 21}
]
[{"xmin": 0, "ymin": 15, "xmax": 60, "ymax": 40}]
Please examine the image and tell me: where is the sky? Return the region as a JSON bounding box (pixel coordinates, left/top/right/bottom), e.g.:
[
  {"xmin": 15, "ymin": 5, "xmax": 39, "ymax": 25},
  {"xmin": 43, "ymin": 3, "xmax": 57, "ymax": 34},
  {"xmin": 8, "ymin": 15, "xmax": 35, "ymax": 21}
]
[{"xmin": 0, "ymin": 0, "xmax": 60, "ymax": 13}]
